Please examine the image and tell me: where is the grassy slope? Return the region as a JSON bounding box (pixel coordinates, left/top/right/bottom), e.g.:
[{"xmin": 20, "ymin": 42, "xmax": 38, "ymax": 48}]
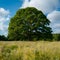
[{"xmin": 0, "ymin": 41, "xmax": 60, "ymax": 60}]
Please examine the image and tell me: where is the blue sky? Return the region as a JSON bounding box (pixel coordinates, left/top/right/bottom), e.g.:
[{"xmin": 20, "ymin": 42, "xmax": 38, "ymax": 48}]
[
  {"xmin": 0, "ymin": 0, "xmax": 23, "ymax": 16},
  {"xmin": 0, "ymin": 0, "xmax": 60, "ymax": 36}
]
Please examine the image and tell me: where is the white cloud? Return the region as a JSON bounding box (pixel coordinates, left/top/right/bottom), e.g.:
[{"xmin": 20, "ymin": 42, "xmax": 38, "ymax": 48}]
[
  {"xmin": 47, "ymin": 11, "xmax": 60, "ymax": 22},
  {"xmin": 21, "ymin": 0, "xmax": 60, "ymax": 14},
  {"xmin": 0, "ymin": 8, "xmax": 10, "ymax": 36},
  {"xmin": 47, "ymin": 11, "xmax": 60, "ymax": 33},
  {"xmin": 0, "ymin": 8, "xmax": 10, "ymax": 16}
]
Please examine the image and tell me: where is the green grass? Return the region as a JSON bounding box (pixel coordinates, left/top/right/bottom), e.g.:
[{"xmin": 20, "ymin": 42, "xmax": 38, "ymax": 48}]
[{"xmin": 0, "ymin": 41, "xmax": 60, "ymax": 60}]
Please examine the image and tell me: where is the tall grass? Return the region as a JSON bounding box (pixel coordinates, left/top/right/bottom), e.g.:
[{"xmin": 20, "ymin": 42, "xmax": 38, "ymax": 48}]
[{"xmin": 0, "ymin": 41, "xmax": 60, "ymax": 60}]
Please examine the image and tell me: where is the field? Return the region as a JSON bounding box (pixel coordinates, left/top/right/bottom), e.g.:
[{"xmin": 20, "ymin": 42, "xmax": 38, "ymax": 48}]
[{"xmin": 0, "ymin": 41, "xmax": 60, "ymax": 60}]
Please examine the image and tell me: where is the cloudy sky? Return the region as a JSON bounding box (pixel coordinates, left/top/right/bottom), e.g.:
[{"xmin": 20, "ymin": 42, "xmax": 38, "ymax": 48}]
[{"xmin": 0, "ymin": 0, "xmax": 60, "ymax": 36}]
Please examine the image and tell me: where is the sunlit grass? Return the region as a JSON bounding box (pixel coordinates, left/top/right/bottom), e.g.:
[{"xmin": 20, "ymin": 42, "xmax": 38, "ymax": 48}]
[{"xmin": 0, "ymin": 41, "xmax": 60, "ymax": 60}]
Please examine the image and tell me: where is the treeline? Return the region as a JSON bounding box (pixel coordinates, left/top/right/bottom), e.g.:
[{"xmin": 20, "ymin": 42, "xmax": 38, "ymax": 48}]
[
  {"xmin": 53, "ymin": 34, "xmax": 60, "ymax": 41},
  {"xmin": 0, "ymin": 34, "xmax": 60, "ymax": 41},
  {"xmin": 0, "ymin": 35, "xmax": 8, "ymax": 41}
]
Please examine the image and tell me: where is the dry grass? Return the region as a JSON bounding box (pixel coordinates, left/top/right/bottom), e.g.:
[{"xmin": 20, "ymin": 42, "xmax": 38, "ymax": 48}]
[{"xmin": 0, "ymin": 41, "xmax": 60, "ymax": 60}]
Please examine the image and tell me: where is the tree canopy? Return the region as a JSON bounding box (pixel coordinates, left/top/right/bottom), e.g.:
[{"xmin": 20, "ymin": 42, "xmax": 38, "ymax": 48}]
[{"xmin": 8, "ymin": 7, "xmax": 53, "ymax": 41}]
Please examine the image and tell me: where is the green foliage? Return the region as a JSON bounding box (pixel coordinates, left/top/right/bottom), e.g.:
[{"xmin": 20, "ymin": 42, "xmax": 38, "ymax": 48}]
[
  {"xmin": 8, "ymin": 7, "xmax": 53, "ymax": 41},
  {"xmin": 0, "ymin": 35, "xmax": 8, "ymax": 41},
  {"xmin": 53, "ymin": 34, "xmax": 60, "ymax": 41}
]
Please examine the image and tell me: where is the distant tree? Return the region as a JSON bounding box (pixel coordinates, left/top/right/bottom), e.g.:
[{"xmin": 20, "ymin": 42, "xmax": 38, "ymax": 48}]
[
  {"xmin": 0, "ymin": 35, "xmax": 7, "ymax": 41},
  {"xmin": 53, "ymin": 34, "xmax": 60, "ymax": 41},
  {"xmin": 8, "ymin": 7, "xmax": 53, "ymax": 41},
  {"xmin": 57, "ymin": 34, "xmax": 60, "ymax": 40}
]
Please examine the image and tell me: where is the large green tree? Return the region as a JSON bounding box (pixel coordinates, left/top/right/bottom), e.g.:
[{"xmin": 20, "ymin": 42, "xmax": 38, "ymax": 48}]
[{"xmin": 8, "ymin": 7, "xmax": 53, "ymax": 41}]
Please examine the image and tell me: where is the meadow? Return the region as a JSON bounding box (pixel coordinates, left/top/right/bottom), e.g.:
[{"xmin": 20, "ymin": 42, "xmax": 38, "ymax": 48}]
[{"xmin": 0, "ymin": 41, "xmax": 60, "ymax": 60}]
